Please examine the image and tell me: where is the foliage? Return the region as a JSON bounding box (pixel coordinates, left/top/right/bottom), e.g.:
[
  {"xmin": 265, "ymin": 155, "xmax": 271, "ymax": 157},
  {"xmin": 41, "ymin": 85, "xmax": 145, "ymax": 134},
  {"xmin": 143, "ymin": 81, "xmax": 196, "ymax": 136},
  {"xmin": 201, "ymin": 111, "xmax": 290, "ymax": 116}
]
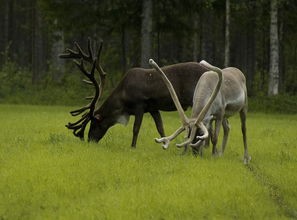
[
  {"xmin": 0, "ymin": 61, "xmax": 31, "ymax": 101},
  {"xmin": 248, "ymin": 95, "xmax": 297, "ymax": 114},
  {"xmin": 0, "ymin": 62, "xmax": 119, "ymax": 105},
  {"xmin": 0, "ymin": 62, "xmax": 113, "ymax": 106},
  {"xmin": 0, "ymin": 62, "xmax": 296, "ymax": 114},
  {"xmin": 0, "ymin": 105, "xmax": 296, "ymax": 219},
  {"xmin": 1, "ymin": 0, "xmax": 297, "ymax": 108}
]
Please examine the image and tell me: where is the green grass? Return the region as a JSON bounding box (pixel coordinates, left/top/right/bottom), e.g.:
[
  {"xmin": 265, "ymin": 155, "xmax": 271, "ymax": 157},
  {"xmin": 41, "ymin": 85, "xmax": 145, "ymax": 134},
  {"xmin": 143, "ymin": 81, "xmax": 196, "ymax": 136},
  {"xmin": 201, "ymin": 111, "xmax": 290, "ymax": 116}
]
[{"xmin": 0, "ymin": 104, "xmax": 296, "ymax": 219}]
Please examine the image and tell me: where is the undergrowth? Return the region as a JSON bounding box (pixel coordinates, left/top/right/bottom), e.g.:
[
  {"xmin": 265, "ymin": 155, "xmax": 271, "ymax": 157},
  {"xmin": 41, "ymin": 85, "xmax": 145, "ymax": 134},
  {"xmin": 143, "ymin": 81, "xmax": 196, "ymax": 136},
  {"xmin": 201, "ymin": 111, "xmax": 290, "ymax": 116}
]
[{"xmin": 0, "ymin": 61, "xmax": 296, "ymax": 113}]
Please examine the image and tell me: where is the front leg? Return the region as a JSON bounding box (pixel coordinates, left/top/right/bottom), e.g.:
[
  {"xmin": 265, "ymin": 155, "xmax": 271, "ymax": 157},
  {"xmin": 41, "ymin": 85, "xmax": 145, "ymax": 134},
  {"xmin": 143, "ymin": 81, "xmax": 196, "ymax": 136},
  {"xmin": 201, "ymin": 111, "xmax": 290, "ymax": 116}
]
[
  {"xmin": 150, "ymin": 111, "xmax": 165, "ymax": 137},
  {"xmin": 205, "ymin": 117, "xmax": 214, "ymax": 148},
  {"xmin": 176, "ymin": 125, "xmax": 198, "ymax": 148},
  {"xmin": 131, "ymin": 110, "xmax": 144, "ymax": 147},
  {"xmin": 221, "ymin": 118, "xmax": 230, "ymax": 154},
  {"xmin": 212, "ymin": 118, "xmax": 222, "ymax": 156}
]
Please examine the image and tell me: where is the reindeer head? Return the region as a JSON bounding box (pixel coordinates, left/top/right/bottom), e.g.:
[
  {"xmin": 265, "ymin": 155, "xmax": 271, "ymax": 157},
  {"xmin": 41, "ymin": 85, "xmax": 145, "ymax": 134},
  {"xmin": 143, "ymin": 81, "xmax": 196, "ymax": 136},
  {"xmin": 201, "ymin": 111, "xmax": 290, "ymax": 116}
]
[
  {"xmin": 149, "ymin": 59, "xmax": 222, "ymax": 150},
  {"xmin": 59, "ymin": 39, "xmax": 108, "ymax": 142}
]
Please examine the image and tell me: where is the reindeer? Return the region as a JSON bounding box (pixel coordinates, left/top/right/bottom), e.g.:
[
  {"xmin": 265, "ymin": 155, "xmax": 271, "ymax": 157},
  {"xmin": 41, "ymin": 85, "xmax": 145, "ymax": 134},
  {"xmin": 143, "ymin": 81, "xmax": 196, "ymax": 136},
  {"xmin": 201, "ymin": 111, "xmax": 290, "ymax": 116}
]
[
  {"xmin": 59, "ymin": 39, "xmax": 209, "ymax": 147},
  {"xmin": 149, "ymin": 59, "xmax": 251, "ymax": 164}
]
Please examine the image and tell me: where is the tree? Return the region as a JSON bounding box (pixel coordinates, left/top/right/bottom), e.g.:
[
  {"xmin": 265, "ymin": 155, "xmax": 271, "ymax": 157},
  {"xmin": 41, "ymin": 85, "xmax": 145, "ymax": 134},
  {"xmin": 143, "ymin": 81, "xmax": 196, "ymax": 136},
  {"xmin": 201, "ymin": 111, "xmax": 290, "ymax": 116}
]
[
  {"xmin": 245, "ymin": 1, "xmax": 257, "ymax": 95},
  {"xmin": 201, "ymin": 6, "xmax": 214, "ymax": 64},
  {"xmin": 50, "ymin": 19, "xmax": 65, "ymax": 83},
  {"xmin": 1, "ymin": 0, "xmax": 297, "ymax": 98},
  {"xmin": 268, "ymin": 0, "xmax": 279, "ymax": 96},
  {"xmin": 224, "ymin": 0, "xmax": 230, "ymax": 67},
  {"xmin": 192, "ymin": 12, "xmax": 199, "ymax": 62},
  {"xmin": 1, "ymin": 0, "xmax": 12, "ymax": 65},
  {"xmin": 140, "ymin": 0, "xmax": 152, "ymax": 68},
  {"xmin": 32, "ymin": 0, "xmax": 45, "ymax": 84}
]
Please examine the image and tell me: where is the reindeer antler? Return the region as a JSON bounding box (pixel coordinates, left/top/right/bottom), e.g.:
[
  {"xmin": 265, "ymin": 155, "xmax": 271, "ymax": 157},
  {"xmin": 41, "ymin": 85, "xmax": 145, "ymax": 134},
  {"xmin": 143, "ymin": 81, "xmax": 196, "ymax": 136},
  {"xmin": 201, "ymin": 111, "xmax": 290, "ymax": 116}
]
[
  {"xmin": 59, "ymin": 39, "xmax": 106, "ymax": 140},
  {"xmin": 149, "ymin": 59, "xmax": 222, "ymax": 150},
  {"xmin": 149, "ymin": 59, "xmax": 190, "ymax": 149}
]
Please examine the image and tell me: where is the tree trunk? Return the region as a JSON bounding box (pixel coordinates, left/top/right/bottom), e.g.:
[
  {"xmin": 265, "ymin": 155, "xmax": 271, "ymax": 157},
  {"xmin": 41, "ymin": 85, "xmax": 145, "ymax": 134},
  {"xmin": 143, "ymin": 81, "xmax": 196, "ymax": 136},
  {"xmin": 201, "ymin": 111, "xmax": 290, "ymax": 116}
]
[
  {"xmin": 224, "ymin": 0, "xmax": 230, "ymax": 67},
  {"xmin": 157, "ymin": 29, "xmax": 160, "ymax": 63},
  {"xmin": 2, "ymin": 0, "xmax": 12, "ymax": 64},
  {"xmin": 246, "ymin": 1, "xmax": 256, "ymax": 96},
  {"xmin": 3, "ymin": 0, "xmax": 9, "ymax": 49},
  {"xmin": 140, "ymin": 0, "xmax": 152, "ymax": 68},
  {"xmin": 201, "ymin": 8, "xmax": 214, "ymax": 63},
  {"xmin": 192, "ymin": 12, "xmax": 199, "ymax": 61},
  {"xmin": 32, "ymin": 1, "xmax": 44, "ymax": 84},
  {"xmin": 51, "ymin": 20, "xmax": 65, "ymax": 83},
  {"xmin": 268, "ymin": 0, "xmax": 279, "ymax": 96},
  {"xmin": 279, "ymin": 7, "xmax": 284, "ymax": 93},
  {"xmin": 121, "ymin": 24, "xmax": 128, "ymax": 74}
]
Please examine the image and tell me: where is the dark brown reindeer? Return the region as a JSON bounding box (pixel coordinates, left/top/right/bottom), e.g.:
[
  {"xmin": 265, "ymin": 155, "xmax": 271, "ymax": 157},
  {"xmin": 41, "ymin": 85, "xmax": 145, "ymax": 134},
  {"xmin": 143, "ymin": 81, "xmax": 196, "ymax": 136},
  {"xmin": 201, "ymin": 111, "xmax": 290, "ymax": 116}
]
[{"xmin": 59, "ymin": 39, "xmax": 209, "ymax": 147}]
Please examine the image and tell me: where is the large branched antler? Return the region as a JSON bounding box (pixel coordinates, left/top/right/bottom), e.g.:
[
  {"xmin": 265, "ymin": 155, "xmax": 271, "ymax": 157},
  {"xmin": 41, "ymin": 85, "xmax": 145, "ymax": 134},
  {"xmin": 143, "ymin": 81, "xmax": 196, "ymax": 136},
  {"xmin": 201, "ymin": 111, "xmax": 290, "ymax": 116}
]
[
  {"xmin": 149, "ymin": 59, "xmax": 222, "ymax": 150},
  {"xmin": 65, "ymin": 59, "xmax": 99, "ymax": 139},
  {"xmin": 149, "ymin": 59, "xmax": 190, "ymax": 149},
  {"xmin": 59, "ymin": 38, "xmax": 106, "ymax": 139},
  {"xmin": 189, "ymin": 60, "xmax": 222, "ymax": 147},
  {"xmin": 59, "ymin": 38, "xmax": 106, "ymax": 79}
]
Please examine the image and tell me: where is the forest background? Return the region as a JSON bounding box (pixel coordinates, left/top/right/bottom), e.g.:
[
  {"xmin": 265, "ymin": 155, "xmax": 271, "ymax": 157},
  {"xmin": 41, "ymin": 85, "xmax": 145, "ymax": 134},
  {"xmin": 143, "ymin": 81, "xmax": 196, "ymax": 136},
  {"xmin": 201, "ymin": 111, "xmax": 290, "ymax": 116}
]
[{"xmin": 0, "ymin": 0, "xmax": 296, "ymax": 111}]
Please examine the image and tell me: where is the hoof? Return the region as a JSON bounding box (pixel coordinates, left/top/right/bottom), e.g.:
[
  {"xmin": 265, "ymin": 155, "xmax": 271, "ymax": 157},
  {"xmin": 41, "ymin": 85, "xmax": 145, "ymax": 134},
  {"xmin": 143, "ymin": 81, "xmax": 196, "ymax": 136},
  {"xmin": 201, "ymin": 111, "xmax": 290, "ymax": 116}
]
[
  {"xmin": 212, "ymin": 148, "xmax": 219, "ymax": 157},
  {"xmin": 243, "ymin": 156, "xmax": 251, "ymax": 165}
]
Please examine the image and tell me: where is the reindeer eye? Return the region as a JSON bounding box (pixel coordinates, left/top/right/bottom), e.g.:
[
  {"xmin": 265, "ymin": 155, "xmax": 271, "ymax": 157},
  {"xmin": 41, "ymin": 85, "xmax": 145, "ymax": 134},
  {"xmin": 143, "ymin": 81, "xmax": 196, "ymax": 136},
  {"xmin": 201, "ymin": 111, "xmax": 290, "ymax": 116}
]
[{"xmin": 94, "ymin": 114, "xmax": 102, "ymax": 121}]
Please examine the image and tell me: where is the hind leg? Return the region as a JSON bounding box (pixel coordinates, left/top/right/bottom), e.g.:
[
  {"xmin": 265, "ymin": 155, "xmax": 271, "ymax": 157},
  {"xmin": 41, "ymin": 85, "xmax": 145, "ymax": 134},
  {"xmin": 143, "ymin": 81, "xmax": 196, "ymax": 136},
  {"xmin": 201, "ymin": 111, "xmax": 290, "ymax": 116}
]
[
  {"xmin": 211, "ymin": 118, "xmax": 222, "ymax": 156},
  {"xmin": 131, "ymin": 110, "xmax": 144, "ymax": 147},
  {"xmin": 221, "ymin": 118, "xmax": 230, "ymax": 154},
  {"xmin": 240, "ymin": 108, "xmax": 251, "ymax": 164}
]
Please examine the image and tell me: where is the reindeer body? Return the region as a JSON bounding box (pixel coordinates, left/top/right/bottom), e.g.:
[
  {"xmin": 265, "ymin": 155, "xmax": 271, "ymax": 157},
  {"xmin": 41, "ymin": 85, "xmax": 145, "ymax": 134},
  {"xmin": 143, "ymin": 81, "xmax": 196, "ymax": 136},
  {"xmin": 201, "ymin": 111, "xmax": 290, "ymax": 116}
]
[
  {"xmin": 216, "ymin": 67, "xmax": 247, "ymax": 117},
  {"xmin": 191, "ymin": 67, "xmax": 248, "ymax": 160},
  {"xmin": 193, "ymin": 67, "xmax": 246, "ymax": 121},
  {"xmin": 88, "ymin": 62, "xmax": 209, "ymax": 146},
  {"xmin": 60, "ymin": 40, "xmax": 209, "ymax": 147}
]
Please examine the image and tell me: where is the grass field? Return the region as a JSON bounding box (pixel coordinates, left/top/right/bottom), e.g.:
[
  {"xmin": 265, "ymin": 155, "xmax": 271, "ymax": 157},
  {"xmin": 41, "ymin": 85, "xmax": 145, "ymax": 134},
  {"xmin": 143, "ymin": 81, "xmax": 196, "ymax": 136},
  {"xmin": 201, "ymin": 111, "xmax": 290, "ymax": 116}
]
[{"xmin": 0, "ymin": 104, "xmax": 296, "ymax": 219}]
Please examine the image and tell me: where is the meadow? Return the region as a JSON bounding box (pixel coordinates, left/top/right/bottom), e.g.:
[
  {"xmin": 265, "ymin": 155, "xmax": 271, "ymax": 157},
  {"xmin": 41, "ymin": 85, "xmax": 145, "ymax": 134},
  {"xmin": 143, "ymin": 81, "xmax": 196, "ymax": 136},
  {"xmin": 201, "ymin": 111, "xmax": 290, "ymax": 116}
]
[{"xmin": 0, "ymin": 104, "xmax": 296, "ymax": 219}]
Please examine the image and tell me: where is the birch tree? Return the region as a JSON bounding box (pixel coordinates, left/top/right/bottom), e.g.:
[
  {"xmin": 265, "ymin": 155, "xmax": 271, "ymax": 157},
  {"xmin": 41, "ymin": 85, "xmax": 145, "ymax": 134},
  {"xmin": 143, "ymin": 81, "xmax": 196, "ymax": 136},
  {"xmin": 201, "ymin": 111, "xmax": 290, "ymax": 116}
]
[
  {"xmin": 268, "ymin": 0, "xmax": 279, "ymax": 96},
  {"xmin": 51, "ymin": 19, "xmax": 65, "ymax": 83},
  {"xmin": 224, "ymin": 0, "xmax": 230, "ymax": 67}
]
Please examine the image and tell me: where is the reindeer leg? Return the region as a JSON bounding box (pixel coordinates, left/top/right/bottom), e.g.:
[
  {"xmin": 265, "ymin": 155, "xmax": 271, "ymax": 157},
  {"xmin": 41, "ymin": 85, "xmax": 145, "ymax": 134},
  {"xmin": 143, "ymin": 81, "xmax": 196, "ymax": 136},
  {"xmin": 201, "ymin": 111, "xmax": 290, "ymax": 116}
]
[
  {"xmin": 182, "ymin": 128, "xmax": 192, "ymax": 155},
  {"xmin": 150, "ymin": 111, "xmax": 165, "ymax": 137},
  {"xmin": 212, "ymin": 118, "xmax": 222, "ymax": 156},
  {"xmin": 131, "ymin": 110, "xmax": 144, "ymax": 148},
  {"xmin": 205, "ymin": 119, "xmax": 213, "ymax": 148},
  {"xmin": 177, "ymin": 125, "xmax": 197, "ymax": 148},
  {"xmin": 221, "ymin": 118, "xmax": 230, "ymax": 154},
  {"xmin": 191, "ymin": 139, "xmax": 204, "ymax": 157},
  {"xmin": 240, "ymin": 109, "xmax": 251, "ymax": 164}
]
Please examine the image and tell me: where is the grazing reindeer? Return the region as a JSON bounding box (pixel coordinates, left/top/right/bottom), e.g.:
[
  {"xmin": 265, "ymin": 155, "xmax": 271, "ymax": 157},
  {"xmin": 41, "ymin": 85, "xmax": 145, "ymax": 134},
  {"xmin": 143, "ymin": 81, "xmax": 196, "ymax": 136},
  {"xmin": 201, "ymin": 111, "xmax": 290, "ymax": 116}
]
[
  {"xmin": 149, "ymin": 59, "xmax": 251, "ymax": 164},
  {"xmin": 59, "ymin": 39, "xmax": 209, "ymax": 147}
]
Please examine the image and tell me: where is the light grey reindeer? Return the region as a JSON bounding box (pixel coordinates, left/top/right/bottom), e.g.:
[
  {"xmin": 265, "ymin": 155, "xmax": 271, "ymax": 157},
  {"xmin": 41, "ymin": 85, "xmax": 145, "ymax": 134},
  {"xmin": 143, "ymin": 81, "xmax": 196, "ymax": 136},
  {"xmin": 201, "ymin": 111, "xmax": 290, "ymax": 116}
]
[{"xmin": 149, "ymin": 59, "xmax": 251, "ymax": 164}]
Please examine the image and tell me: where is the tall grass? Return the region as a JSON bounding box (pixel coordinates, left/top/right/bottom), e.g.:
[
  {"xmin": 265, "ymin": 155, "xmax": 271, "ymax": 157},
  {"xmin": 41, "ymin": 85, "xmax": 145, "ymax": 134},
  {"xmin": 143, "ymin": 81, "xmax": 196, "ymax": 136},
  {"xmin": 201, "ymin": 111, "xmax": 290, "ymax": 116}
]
[{"xmin": 0, "ymin": 104, "xmax": 296, "ymax": 219}]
